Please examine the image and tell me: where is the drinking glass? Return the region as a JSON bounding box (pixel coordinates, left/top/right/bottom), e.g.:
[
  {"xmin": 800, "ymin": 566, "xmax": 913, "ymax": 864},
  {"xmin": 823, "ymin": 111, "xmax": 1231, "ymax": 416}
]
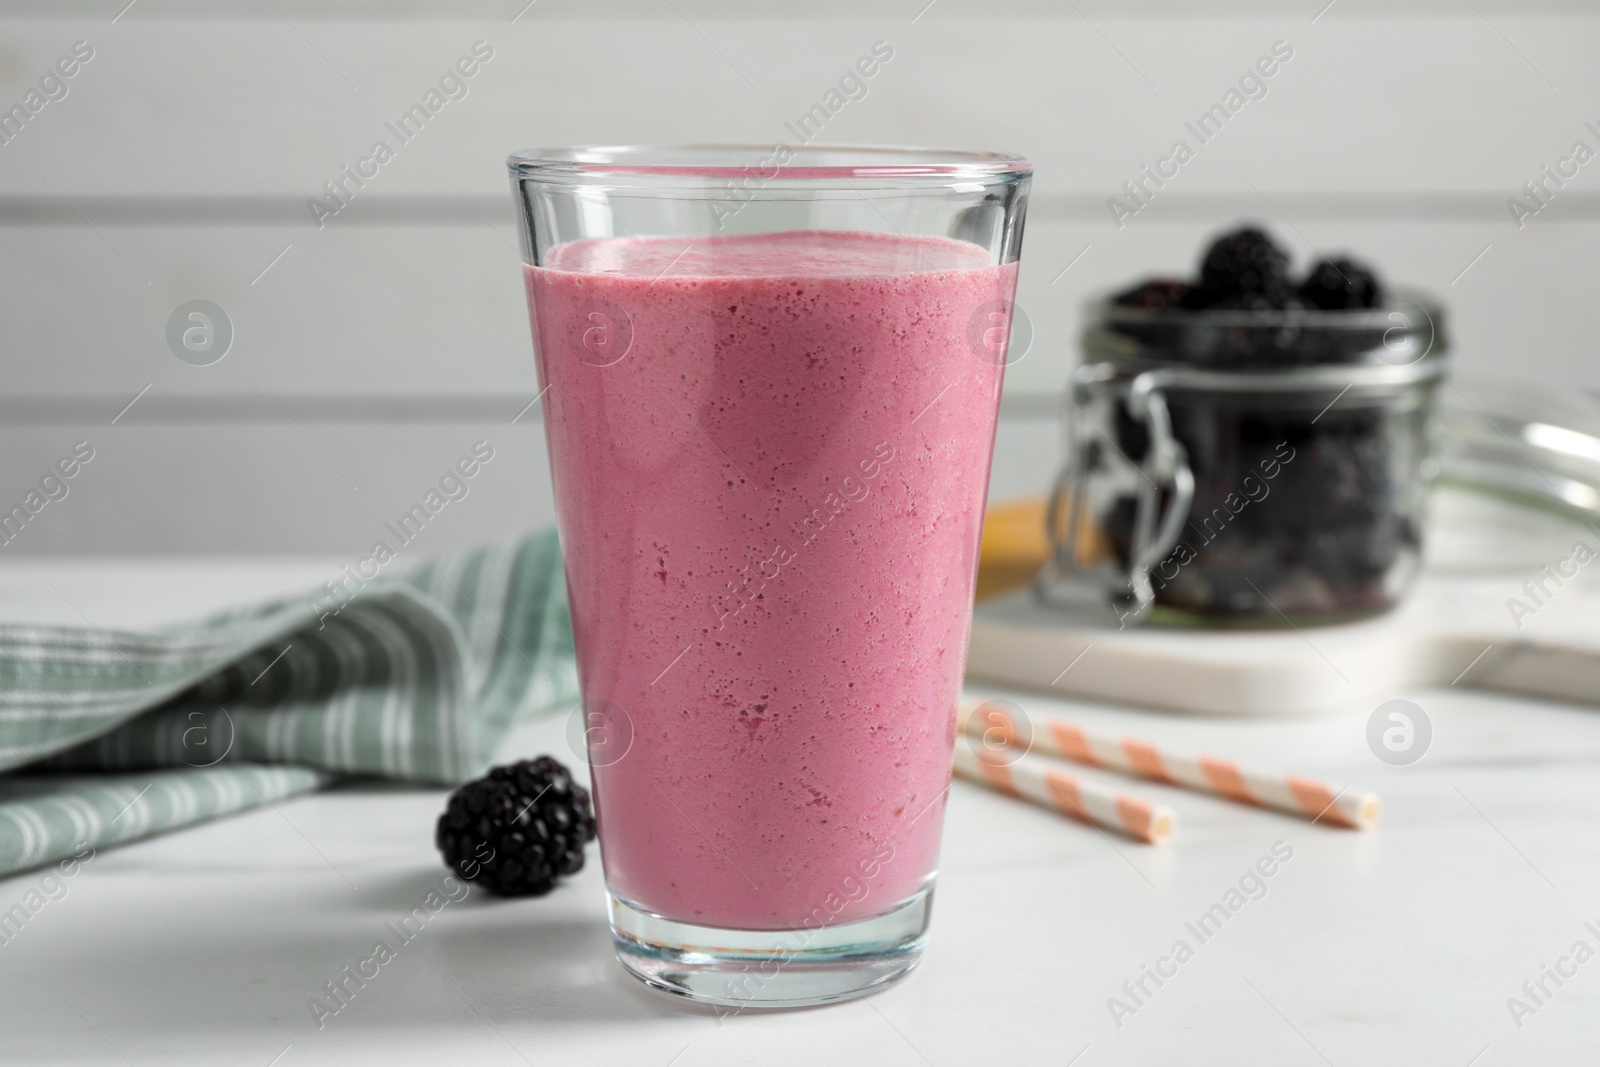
[{"xmin": 510, "ymin": 145, "xmax": 1030, "ymax": 1007}]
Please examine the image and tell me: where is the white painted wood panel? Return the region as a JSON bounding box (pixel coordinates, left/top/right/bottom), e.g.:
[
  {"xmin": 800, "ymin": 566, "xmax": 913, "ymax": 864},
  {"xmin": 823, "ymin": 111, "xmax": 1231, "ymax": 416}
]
[
  {"xmin": 0, "ymin": 15, "xmax": 1594, "ymax": 198},
  {"xmin": 0, "ymin": 218, "xmax": 1591, "ymax": 402},
  {"xmin": 0, "ymin": 422, "xmax": 554, "ymax": 556},
  {"xmin": 4, "ymin": 0, "xmax": 1595, "ymax": 18}
]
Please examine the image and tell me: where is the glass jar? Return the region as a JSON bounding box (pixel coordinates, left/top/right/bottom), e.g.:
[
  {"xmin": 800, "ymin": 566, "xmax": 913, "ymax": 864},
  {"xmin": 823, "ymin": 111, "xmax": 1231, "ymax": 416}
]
[{"xmin": 1037, "ymin": 293, "xmax": 1448, "ymax": 625}]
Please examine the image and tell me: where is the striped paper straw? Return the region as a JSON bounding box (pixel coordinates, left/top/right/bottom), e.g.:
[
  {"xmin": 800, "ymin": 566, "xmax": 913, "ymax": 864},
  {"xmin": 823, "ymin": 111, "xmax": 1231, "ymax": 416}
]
[
  {"xmin": 952, "ymin": 736, "xmax": 1177, "ymax": 845},
  {"xmin": 960, "ymin": 698, "xmax": 1379, "ymax": 831}
]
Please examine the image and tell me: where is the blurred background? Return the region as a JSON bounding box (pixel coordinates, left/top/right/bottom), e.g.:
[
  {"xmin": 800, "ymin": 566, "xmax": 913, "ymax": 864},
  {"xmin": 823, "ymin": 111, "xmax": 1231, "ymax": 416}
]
[{"xmin": 1, "ymin": 0, "xmax": 1594, "ymax": 556}]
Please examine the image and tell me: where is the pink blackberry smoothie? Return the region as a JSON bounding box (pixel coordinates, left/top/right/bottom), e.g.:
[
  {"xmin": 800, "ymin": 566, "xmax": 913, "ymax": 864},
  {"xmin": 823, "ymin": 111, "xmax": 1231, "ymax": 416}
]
[{"xmin": 526, "ymin": 230, "xmax": 1016, "ymax": 930}]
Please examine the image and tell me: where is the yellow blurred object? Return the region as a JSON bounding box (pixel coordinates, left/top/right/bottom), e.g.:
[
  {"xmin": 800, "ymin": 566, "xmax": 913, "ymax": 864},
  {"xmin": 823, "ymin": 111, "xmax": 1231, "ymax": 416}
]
[
  {"xmin": 975, "ymin": 497, "xmax": 1051, "ymax": 602},
  {"xmin": 975, "ymin": 493, "xmax": 1105, "ymax": 602}
]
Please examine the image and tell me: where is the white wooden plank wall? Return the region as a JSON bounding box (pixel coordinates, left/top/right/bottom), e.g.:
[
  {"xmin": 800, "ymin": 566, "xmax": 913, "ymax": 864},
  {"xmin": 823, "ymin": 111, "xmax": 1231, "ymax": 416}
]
[{"xmin": 0, "ymin": 0, "xmax": 1594, "ymax": 553}]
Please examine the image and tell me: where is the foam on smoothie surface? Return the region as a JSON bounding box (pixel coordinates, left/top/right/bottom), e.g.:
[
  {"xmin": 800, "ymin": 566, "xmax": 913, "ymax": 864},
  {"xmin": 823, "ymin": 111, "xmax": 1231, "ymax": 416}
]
[{"xmin": 542, "ymin": 229, "xmax": 995, "ymax": 278}]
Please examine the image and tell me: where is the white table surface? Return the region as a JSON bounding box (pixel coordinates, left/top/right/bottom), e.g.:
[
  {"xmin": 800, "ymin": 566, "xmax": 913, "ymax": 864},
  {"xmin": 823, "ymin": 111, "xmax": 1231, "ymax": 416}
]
[{"xmin": 0, "ymin": 555, "xmax": 1595, "ymax": 1066}]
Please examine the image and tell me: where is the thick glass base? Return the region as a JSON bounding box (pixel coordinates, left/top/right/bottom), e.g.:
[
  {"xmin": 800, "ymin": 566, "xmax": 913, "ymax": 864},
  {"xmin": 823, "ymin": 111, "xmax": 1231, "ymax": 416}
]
[{"xmin": 608, "ymin": 884, "xmax": 933, "ymax": 1009}]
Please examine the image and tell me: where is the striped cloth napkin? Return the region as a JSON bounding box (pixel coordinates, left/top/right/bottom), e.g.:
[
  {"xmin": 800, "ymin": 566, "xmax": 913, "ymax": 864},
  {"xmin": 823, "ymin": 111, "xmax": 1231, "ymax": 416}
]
[{"xmin": 0, "ymin": 532, "xmax": 577, "ymax": 878}]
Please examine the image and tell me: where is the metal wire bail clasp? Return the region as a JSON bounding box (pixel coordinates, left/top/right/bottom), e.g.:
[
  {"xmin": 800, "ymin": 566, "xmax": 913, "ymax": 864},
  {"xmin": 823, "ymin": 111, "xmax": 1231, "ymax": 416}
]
[{"xmin": 1035, "ymin": 364, "xmax": 1194, "ymax": 625}]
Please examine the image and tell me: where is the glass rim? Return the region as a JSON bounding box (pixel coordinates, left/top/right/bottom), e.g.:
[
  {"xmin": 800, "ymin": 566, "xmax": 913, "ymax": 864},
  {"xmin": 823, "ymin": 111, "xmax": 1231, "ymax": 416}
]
[{"xmin": 506, "ymin": 143, "xmax": 1032, "ymax": 183}]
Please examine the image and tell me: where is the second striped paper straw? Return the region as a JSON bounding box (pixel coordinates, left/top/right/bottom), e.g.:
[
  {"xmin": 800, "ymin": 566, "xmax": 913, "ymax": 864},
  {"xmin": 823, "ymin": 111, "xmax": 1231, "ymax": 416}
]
[
  {"xmin": 952, "ymin": 736, "xmax": 1177, "ymax": 845},
  {"xmin": 960, "ymin": 698, "xmax": 1379, "ymax": 830}
]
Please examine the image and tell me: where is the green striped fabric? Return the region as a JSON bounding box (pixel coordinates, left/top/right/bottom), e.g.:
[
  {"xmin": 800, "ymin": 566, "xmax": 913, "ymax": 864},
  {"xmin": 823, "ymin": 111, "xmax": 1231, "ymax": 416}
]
[{"xmin": 0, "ymin": 532, "xmax": 577, "ymax": 878}]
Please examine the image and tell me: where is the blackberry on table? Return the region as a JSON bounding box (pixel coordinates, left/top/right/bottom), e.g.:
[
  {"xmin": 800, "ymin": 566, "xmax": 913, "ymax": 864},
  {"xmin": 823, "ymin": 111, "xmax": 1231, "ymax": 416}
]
[
  {"xmin": 436, "ymin": 756, "xmax": 597, "ymax": 897},
  {"xmin": 1300, "ymin": 257, "xmax": 1384, "ymax": 310}
]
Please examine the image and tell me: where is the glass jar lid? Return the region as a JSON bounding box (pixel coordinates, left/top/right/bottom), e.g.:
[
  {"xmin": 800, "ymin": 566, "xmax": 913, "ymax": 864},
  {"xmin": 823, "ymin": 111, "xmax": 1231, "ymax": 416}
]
[{"xmin": 1083, "ymin": 288, "xmax": 1449, "ymax": 374}]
